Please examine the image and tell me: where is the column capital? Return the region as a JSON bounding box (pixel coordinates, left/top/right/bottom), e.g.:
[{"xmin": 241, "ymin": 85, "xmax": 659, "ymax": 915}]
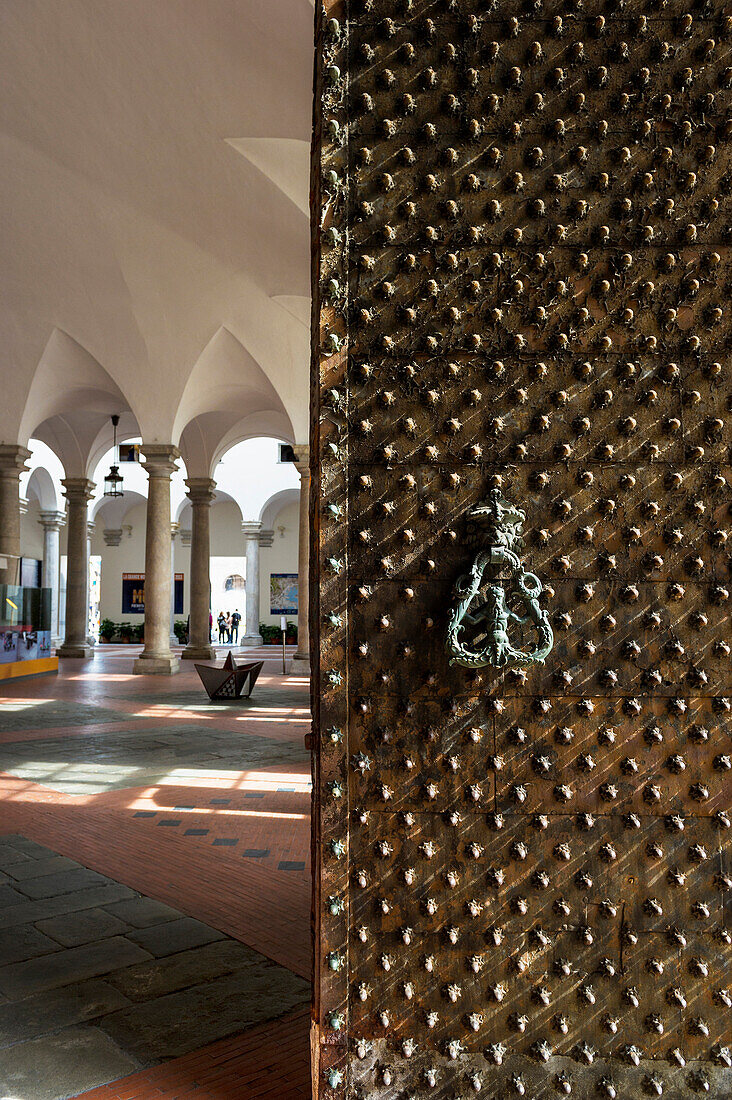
[
  {"xmin": 19, "ymin": 496, "xmax": 30, "ymax": 516},
  {"xmin": 62, "ymin": 478, "xmax": 95, "ymax": 503},
  {"xmin": 291, "ymin": 443, "xmax": 309, "ymax": 475},
  {"xmin": 259, "ymin": 528, "xmax": 274, "ymax": 547},
  {"xmin": 180, "ymin": 527, "xmax": 192, "ymax": 546},
  {"xmin": 87, "ymin": 520, "xmax": 96, "ymax": 535},
  {"xmin": 140, "ymin": 444, "xmax": 180, "ymax": 478},
  {"xmin": 0, "ymin": 445, "xmax": 31, "ymax": 476},
  {"xmin": 171, "ymin": 521, "xmax": 180, "ymax": 540},
  {"xmin": 103, "ymin": 528, "xmax": 123, "ymax": 547},
  {"xmin": 185, "ymin": 477, "xmax": 216, "ymax": 504},
  {"xmin": 242, "ymin": 520, "xmax": 262, "ymax": 539},
  {"xmin": 39, "ymin": 510, "xmax": 66, "ymax": 530}
]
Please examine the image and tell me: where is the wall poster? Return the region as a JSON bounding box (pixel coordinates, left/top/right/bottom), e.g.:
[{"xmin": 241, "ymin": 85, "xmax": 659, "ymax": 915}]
[
  {"xmin": 122, "ymin": 573, "xmax": 184, "ymax": 615},
  {"xmin": 269, "ymin": 573, "xmax": 298, "ymax": 615}
]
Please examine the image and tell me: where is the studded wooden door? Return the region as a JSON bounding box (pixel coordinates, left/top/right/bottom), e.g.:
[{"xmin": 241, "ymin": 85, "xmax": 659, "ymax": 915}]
[{"xmin": 311, "ymin": 2, "xmax": 732, "ymax": 1097}]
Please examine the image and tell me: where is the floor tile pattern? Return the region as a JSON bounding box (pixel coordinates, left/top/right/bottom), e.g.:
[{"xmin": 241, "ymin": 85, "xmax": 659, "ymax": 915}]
[
  {"xmin": 0, "ymin": 649, "xmax": 313, "ymax": 1098},
  {"xmin": 75, "ymin": 1005, "xmax": 310, "ymax": 1099},
  {"xmin": 0, "ymin": 834, "xmax": 309, "ymax": 1100}
]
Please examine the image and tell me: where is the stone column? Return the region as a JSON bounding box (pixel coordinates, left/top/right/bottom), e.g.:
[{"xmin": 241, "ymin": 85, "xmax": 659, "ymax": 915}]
[
  {"xmin": 86, "ymin": 521, "xmax": 96, "ymax": 646},
  {"xmin": 58, "ymin": 479, "xmax": 95, "ymax": 658},
  {"xmin": 169, "ymin": 522, "xmax": 179, "ymax": 647},
  {"xmin": 182, "ymin": 479, "xmax": 215, "ymax": 660},
  {"xmin": 0, "ymin": 445, "xmax": 31, "ymax": 586},
  {"xmin": 133, "ymin": 445, "xmax": 180, "ymax": 675},
  {"xmin": 241, "ymin": 521, "xmax": 263, "ymax": 646},
  {"xmin": 38, "ymin": 510, "xmax": 65, "ymax": 646},
  {"xmin": 291, "ymin": 444, "xmax": 311, "ymax": 673}
]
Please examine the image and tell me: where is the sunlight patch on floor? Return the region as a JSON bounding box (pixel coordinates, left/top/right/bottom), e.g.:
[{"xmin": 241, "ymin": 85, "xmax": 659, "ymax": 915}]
[{"xmin": 0, "ymin": 699, "xmax": 50, "ymax": 710}]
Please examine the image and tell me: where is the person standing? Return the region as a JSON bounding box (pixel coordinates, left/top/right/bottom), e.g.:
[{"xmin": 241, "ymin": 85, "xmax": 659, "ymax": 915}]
[
  {"xmin": 225, "ymin": 612, "xmax": 232, "ymax": 644},
  {"xmin": 231, "ymin": 608, "xmax": 241, "ymax": 645},
  {"xmin": 209, "ymin": 610, "xmax": 213, "ymax": 642},
  {"xmin": 217, "ymin": 611, "xmax": 226, "ymax": 643}
]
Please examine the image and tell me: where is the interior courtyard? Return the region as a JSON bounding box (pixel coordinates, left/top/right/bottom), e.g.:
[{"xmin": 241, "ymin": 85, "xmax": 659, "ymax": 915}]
[
  {"xmin": 0, "ymin": 1, "xmax": 314, "ymax": 1096},
  {"xmin": 2, "ymin": 1, "xmax": 732, "ymax": 1099}
]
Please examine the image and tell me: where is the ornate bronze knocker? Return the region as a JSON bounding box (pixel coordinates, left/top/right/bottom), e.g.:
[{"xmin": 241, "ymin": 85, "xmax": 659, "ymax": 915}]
[{"xmin": 446, "ymin": 490, "xmax": 553, "ymax": 670}]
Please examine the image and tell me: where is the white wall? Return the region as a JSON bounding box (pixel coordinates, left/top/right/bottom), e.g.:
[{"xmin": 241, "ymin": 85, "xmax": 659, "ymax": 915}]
[
  {"xmin": 19, "ymin": 498, "xmax": 45, "ymax": 561},
  {"xmin": 88, "ymin": 495, "xmax": 299, "ymax": 629},
  {"xmin": 260, "ymin": 500, "xmax": 299, "ymax": 626},
  {"xmin": 212, "ymin": 437, "xmax": 299, "ymax": 521}
]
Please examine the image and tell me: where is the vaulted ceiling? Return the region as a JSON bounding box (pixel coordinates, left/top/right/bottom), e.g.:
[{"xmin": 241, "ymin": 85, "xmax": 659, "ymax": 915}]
[{"xmin": 0, "ymin": 0, "xmax": 312, "ymax": 470}]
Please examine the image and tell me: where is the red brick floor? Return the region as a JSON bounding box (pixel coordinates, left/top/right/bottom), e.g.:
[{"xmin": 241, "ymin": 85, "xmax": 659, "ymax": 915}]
[
  {"xmin": 75, "ymin": 1006, "xmax": 310, "ymax": 1099},
  {"xmin": 0, "ymin": 647, "xmax": 313, "ymax": 1098}
]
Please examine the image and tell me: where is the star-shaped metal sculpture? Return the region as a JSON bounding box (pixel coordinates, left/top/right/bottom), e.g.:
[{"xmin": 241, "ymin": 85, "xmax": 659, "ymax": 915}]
[{"xmin": 195, "ymin": 652, "xmax": 264, "ymax": 701}]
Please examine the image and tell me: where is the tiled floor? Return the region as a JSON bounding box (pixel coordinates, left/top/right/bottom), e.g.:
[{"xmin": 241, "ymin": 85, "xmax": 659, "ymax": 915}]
[
  {"xmin": 0, "ymin": 648, "xmax": 312, "ymax": 1098},
  {"xmin": 76, "ymin": 1005, "xmax": 311, "ymax": 1100},
  {"xmin": 0, "ymin": 833, "xmax": 310, "ymax": 1100}
]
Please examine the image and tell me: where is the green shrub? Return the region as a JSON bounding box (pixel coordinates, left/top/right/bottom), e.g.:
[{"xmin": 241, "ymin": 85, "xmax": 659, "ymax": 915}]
[
  {"xmin": 99, "ymin": 618, "xmax": 116, "ymax": 641},
  {"xmin": 174, "ymin": 620, "xmax": 187, "ymax": 642},
  {"xmin": 259, "ymin": 623, "xmax": 280, "ymax": 643},
  {"xmin": 258, "ymin": 621, "xmax": 298, "ymax": 644}
]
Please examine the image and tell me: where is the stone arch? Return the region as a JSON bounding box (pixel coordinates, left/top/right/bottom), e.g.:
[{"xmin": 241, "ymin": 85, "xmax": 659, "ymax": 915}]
[
  {"xmin": 259, "ymin": 487, "xmax": 299, "ymax": 530},
  {"xmin": 25, "ymin": 466, "xmax": 63, "ymax": 513},
  {"xmin": 175, "ymin": 328, "xmax": 295, "ymax": 479},
  {"xmin": 175, "ymin": 488, "xmax": 243, "ymax": 526},
  {"xmin": 21, "ymin": 329, "xmax": 140, "ymax": 479}
]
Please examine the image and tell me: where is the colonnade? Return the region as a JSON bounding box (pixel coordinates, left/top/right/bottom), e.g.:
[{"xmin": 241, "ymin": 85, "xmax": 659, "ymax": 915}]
[{"xmin": 0, "ymin": 442, "xmax": 310, "ymax": 675}]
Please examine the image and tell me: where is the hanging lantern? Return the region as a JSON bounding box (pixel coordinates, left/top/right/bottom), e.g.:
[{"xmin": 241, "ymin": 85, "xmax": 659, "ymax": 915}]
[{"xmin": 103, "ymin": 414, "xmax": 124, "ymax": 497}]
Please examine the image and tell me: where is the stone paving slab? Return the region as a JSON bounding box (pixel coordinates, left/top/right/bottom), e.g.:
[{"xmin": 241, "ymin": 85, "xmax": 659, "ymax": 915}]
[
  {"xmin": 36, "ymin": 907, "xmax": 132, "ymax": 947},
  {"xmin": 99, "ymin": 966, "xmax": 310, "ymax": 1062},
  {"xmin": 5, "ymin": 854, "xmax": 83, "ymax": 881},
  {"xmin": 126, "ymin": 917, "xmax": 226, "ymax": 958},
  {"xmin": 0, "ymin": 699, "xmax": 135, "ymax": 731},
  {"xmin": 0, "ymin": 924, "xmax": 62, "ymax": 965},
  {"xmin": 11, "ymin": 866, "xmax": 111, "ymax": 899},
  {"xmin": 0, "ymin": 936, "xmax": 154, "ymax": 999},
  {"xmin": 104, "ymin": 940, "xmax": 269, "ymax": 1002},
  {"xmin": 0, "ymin": 726, "xmax": 308, "ymax": 794},
  {"xmin": 0, "ymin": 842, "xmax": 34, "ymax": 870},
  {"xmin": 0, "ymin": 883, "xmax": 27, "ymax": 907},
  {"xmin": 0, "ymin": 833, "xmax": 311, "ymax": 1099},
  {"xmin": 2, "ymin": 1024, "xmax": 140, "ymax": 1100},
  {"xmin": 101, "ymin": 895, "xmax": 182, "ymax": 928},
  {"xmin": 2, "ymin": 833, "xmax": 64, "ymax": 858},
  {"xmin": 0, "ymin": 979, "xmax": 132, "ymax": 1045},
  {"xmin": 1, "ymin": 883, "xmax": 138, "ymax": 929}
]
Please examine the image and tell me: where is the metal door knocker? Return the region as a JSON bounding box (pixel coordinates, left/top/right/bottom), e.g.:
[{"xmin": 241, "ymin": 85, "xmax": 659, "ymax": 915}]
[{"xmin": 446, "ymin": 489, "xmax": 553, "ymax": 670}]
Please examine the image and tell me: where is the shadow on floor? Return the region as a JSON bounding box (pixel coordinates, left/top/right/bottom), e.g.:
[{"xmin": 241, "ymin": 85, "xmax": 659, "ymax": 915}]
[{"xmin": 0, "ymin": 833, "xmax": 310, "ymax": 1100}]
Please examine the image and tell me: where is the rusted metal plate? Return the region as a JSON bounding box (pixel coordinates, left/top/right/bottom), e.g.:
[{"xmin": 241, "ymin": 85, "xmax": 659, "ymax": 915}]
[{"xmin": 313, "ymin": 1, "xmax": 732, "ymax": 1095}]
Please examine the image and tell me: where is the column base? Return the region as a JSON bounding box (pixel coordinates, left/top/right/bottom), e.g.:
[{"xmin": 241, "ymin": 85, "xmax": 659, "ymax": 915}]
[
  {"xmin": 181, "ymin": 645, "xmax": 216, "ymax": 661},
  {"xmin": 289, "ymin": 654, "xmax": 311, "ymax": 675},
  {"xmin": 133, "ymin": 654, "xmax": 180, "ymax": 675},
  {"xmin": 57, "ymin": 643, "xmax": 95, "ymax": 659},
  {"xmin": 239, "ymin": 634, "xmax": 263, "ymax": 647}
]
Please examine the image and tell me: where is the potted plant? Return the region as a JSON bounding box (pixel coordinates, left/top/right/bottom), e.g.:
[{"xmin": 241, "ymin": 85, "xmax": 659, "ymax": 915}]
[
  {"xmin": 285, "ymin": 621, "xmax": 298, "ymax": 644},
  {"xmin": 174, "ymin": 620, "xmax": 188, "ymax": 644},
  {"xmin": 130, "ymin": 623, "xmax": 144, "ymax": 644},
  {"xmin": 99, "ymin": 618, "xmax": 116, "ymax": 643},
  {"xmin": 119, "ymin": 622, "xmax": 133, "ymax": 644}
]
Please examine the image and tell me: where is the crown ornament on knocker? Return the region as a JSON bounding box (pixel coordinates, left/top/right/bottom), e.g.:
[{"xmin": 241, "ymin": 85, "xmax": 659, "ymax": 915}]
[{"xmin": 446, "ymin": 489, "xmax": 554, "ymax": 670}]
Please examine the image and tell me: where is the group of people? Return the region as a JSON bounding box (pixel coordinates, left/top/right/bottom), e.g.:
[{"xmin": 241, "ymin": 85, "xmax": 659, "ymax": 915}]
[{"xmin": 216, "ymin": 609, "xmax": 241, "ymax": 644}]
